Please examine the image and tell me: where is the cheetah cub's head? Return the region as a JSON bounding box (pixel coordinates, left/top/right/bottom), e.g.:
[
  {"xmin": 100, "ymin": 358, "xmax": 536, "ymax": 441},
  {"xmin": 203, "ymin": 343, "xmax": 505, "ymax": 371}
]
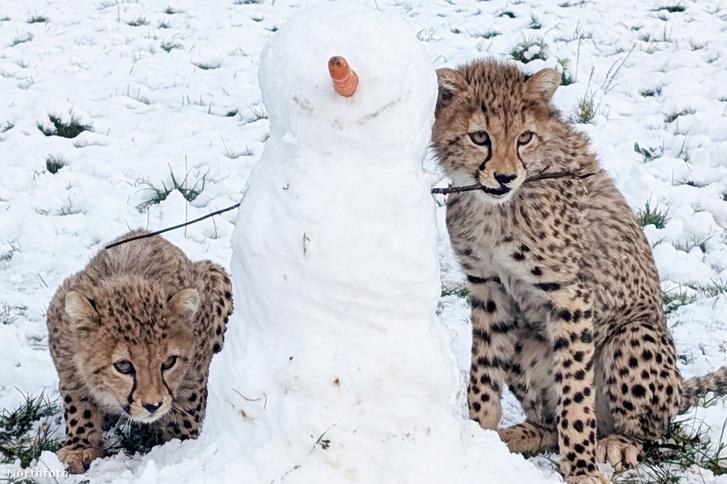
[
  {"xmin": 432, "ymin": 59, "xmax": 560, "ymax": 204},
  {"xmin": 64, "ymin": 278, "xmax": 199, "ymax": 423}
]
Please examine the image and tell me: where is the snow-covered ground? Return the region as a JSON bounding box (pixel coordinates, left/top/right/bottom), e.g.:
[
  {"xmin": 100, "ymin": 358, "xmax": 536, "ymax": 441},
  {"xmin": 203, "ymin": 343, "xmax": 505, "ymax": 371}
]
[{"xmin": 0, "ymin": 0, "xmax": 725, "ymax": 482}]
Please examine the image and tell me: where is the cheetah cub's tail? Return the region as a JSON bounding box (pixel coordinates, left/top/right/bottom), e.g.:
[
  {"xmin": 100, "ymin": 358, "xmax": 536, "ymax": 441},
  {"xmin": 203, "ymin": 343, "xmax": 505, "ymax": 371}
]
[{"xmin": 680, "ymin": 366, "xmax": 727, "ymax": 412}]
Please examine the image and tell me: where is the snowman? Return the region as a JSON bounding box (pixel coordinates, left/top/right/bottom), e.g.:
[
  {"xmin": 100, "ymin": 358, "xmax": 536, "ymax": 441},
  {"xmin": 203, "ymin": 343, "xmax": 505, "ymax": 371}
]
[{"xmin": 209, "ymin": 3, "xmax": 557, "ymax": 483}]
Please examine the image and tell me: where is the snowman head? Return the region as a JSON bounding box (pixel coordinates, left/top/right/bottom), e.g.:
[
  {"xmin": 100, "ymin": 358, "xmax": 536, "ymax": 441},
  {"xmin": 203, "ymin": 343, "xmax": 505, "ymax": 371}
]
[{"xmin": 258, "ymin": 3, "xmax": 437, "ymax": 158}]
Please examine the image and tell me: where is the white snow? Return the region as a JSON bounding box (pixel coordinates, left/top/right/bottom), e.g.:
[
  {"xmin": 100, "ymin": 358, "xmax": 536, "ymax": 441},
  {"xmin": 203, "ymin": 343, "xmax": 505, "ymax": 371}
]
[{"xmin": 0, "ymin": 0, "xmax": 725, "ymax": 483}]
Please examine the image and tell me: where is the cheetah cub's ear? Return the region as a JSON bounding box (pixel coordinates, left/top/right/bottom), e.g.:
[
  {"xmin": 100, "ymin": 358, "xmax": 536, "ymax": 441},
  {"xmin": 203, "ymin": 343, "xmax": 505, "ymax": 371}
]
[
  {"xmin": 167, "ymin": 288, "xmax": 200, "ymax": 320},
  {"xmin": 435, "ymin": 68, "xmax": 467, "ymax": 108},
  {"xmin": 65, "ymin": 291, "xmax": 99, "ymax": 331},
  {"xmin": 525, "ymin": 68, "xmax": 560, "ymax": 102}
]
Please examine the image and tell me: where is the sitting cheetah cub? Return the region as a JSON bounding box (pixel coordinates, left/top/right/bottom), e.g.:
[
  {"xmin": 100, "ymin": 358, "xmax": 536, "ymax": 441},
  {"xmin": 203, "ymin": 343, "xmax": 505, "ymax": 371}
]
[
  {"xmin": 47, "ymin": 229, "xmax": 232, "ymax": 473},
  {"xmin": 433, "ymin": 60, "xmax": 727, "ymax": 483}
]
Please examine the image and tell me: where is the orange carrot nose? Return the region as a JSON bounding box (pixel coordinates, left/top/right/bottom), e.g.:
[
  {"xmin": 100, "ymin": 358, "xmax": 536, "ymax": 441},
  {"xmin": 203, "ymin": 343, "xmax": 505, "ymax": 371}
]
[{"xmin": 328, "ymin": 56, "xmax": 358, "ymax": 97}]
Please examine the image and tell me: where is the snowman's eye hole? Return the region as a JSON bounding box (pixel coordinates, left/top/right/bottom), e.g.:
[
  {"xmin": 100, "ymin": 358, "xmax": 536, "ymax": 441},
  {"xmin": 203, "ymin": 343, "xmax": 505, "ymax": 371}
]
[
  {"xmin": 468, "ymin": 131, "xmax": 490, "ymax": 146},
  {"xmin": 518, "ymin": 130, "xmax": 534, "ymax": 146}
]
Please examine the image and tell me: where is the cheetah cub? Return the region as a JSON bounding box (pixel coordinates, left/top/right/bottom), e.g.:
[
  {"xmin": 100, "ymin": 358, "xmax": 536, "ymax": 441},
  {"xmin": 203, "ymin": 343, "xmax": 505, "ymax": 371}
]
[
  {"xmin": 47, "ymin": 229, "xmax": 233, "ymax": 473},
  {"xmin": 433, "ymin": 59, "xmax": 727, "ymax": 483}
]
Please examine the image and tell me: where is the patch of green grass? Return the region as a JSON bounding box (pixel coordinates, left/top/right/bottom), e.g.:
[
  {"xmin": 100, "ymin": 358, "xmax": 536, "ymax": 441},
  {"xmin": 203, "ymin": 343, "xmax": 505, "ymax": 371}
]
[
  {"xmin": 45, "ymin": 155, "xmax": 66, "ymax": 174},
  {"xmin": 571, "ymin": 79, "xmax": 600, "ymax": 124},
  {"xmin": 192, "ymin": 60, "xmax": 221, "ymax": 70},
  {"xmin": 248, "ymin": 104, "xmax": 268, "ymax": 122},
  {"xmin": 0, "ymin": 303, "xmax": 23, "ymax": 325},
  {"xmin": 633, "ymin": 417, "xmax": 726, "ymax": 481},
  {"xmin": 689, "ymin": 39, "xmax": 707, "ymax": 51},
  {"xmin": 476, "ymin": 28, "xmax": 501, "ymax": 39},
  {"xmin": 557, "ymin": 58, "xmax": 574, "ymax": 86},
  {"xmin": 528, "ymin": 13, "xmax": 542, "ymax": 30},
  {"xmin": 126, "ymin": 16, "xmax": 149, "ymax": 27},
  {"xmin": 633, "ymin": 142, "xmax": 663, "ymax": 162},
  {"xmin": 640, "ymin": 86, "xmax": 662, "ymax": 97},
  {"xmin": 639, "ymin": 31, "xmax": 654, "ymax": 43},
  {"xmin": 665, "ymin": 108, "xmax": 695, "ymax": 123},
  {"xmin": 57, "ymin": 197, "xmax": 83, "ymax": 216},
  {"xmin": 663, "ymin": 289, "xmax": 696, "ymax": 314},
  {"xmin": 0, "ymin": 241, "xmax": 20, "ymax": 267},
  {"xmin": 27, "ymin": 15, "xmax": 48, "ymax": 23},
  {"xmin": 10, "ymin": 32, "xmax": 33, "ymax": 47},
  {"xmin": 160, "ymin": 40, "xmax": 183, "ymax": 52},
  {"xmin": 158, "ymin": 21, "xmax": 171, "ymax": 29},
  {"xmin": 655, "ymin": 3, "xmax": 686, "ymax": 13},
  {"xmin": 697, "ymin": 280, "xmax": 727, "ymax": 298},
  {"xmin": 637, "ymin": 201, "xmax": 669, "ymax": 229},
  {"xmin": 221, "ymin": 138, "xmax": 253, "ymax": 159},
  {"xmin": 497, "ymin": 10, "xmax": 516, "ymax": 18},
  {"xmin": 706, "ymin": 52, "xmax": 721, "ymax": 64},
  {"xmin": 510, "ymin": 36, "xmax": 548, "ymax": 63},
  {"xmin": 233, "ymin": 0, "xmax": 263, "ymax": 4},
  {"xmin": 0, "ymin": 392, "xmax": 62, "ymax": 468},
  {"xmin": 558, "ymin": 0, "xmax": 586, "ymax": 6},
  {"xmin": 163, "ymin": 6, "xmax": 182, "ymax": 14},
  {"xmin": 136, "ymin": 167, "xmax": 208, "ymax": 212},
  {"xmin": 97, "ymin": 0, "xmax": 138, "ymax": 9},
  {"xmin": 441, "ymin": 284, "xmax": 469, "ymax": 299},
  {"xmin": 38, "ymin": 114, "xmax": 92, "ymax": 139}
]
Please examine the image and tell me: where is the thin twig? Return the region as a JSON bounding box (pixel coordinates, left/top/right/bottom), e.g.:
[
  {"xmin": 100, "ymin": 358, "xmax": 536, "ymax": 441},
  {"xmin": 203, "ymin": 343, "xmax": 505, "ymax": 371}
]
[
  {"xmin": 105, "ymin": 170, "xmax": 597, "ymax": 248},
  {"xmin": 105, "ymin": 202, "xmax": 240, "ymax": 249},
  {"xmin": 430, "ymin": 170, "xmax": 597, "ymax": 195}
]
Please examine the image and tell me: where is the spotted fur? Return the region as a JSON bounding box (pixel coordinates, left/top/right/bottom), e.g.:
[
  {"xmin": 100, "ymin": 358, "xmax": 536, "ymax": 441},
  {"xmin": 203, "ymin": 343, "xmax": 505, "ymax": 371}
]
[
  {"xmin": 47, "ymin": 229, "xmax": 232, "ymax": 473},
  {"xmin": 432, "ymin": 59, "xmax": 727, "ymax": 483}
]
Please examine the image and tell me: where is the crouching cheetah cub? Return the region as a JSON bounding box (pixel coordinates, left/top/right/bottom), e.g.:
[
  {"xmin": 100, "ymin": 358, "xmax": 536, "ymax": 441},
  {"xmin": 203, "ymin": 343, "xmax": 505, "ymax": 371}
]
[
  {"xmin": 47, "ymin": 229, "xmax": 233, "ymax": 473},
  {"xmin": 433, "ymin": 59, "xmax": 727, "ymax": 483}
]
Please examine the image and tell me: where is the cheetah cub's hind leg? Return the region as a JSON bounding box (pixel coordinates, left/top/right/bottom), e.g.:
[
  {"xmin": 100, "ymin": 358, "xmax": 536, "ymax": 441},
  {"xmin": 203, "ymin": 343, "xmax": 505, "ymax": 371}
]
[
  {"xmin": 190, "ymin": 260, "xmax": 232, "ymax": 357},
  {"xmin": 467, "ymin": 277, "xmax": 518, "ymax": 429},
  {"xmin": 160, "ymin": 259, "xmax": 232, "ymax": 441},
  {"xmin": 596, "ymin": 323, "xmax": 683, "ymax": 470}
]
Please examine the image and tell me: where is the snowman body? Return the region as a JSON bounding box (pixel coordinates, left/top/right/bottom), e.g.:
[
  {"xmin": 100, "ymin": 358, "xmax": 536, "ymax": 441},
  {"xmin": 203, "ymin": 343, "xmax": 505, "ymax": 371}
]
[{"xmin": 212, "ymin": 4, "xmax": 556, "ymax": 483}]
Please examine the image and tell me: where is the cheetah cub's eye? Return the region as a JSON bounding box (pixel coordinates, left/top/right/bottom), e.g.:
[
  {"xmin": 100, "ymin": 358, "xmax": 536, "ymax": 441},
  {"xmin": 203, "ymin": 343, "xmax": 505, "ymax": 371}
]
[
  {"xmin": 161, "ymin": 355, "xmax": 178, "ymax": 371},
  {"xmin": 113, "ymin": 360, "xmax": 134, "ymax": 375},
  {"xmin": 518, "ymin": 130, "xmax": 534, "ymax": 146},
  {"xmin": 468, "ymin": 130, "xmax": 490, "ymax": 146}
]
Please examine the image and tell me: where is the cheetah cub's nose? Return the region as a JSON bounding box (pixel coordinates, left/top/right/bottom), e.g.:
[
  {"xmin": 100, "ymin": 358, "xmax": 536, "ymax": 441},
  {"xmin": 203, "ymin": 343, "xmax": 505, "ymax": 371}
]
[
  {"xmin": 494, "ymin": 172, "xmax": 517, "ymax": 185},
  {"xmin": 142, "ymin": 401, "xmax": 162, "ymax": 413}
]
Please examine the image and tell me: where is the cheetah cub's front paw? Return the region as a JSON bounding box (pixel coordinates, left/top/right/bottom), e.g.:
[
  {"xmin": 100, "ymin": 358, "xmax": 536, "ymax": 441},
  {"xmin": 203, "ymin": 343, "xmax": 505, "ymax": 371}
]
[
  {"xmin": 57, "ymin": 445, "xmax": 103, "ymax": 474},
  {"xmin": 565, "ymin": 473, "xmax": 609, "ymax": 484},
  {"xmin": 595, "ymin": 434, "xmax": 641, "ymax": 471}
]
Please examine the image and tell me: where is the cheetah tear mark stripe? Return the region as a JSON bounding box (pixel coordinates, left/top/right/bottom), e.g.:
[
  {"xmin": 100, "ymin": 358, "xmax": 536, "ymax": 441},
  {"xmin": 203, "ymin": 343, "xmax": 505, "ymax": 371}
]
[{"xmin": 126, "ymin": 373, "xmax": 137, "ymax": 412}]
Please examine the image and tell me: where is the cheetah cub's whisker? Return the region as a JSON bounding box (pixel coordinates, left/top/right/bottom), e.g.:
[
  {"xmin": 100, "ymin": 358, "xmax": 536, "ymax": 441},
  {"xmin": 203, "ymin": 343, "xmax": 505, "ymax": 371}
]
[
  {"xmin": 432, "ymin": 59, "xmax": 727, "ymax": 484},
  {"xmin": 47, "ymin": 229, "xmax": 233, "ymax": 473}
]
